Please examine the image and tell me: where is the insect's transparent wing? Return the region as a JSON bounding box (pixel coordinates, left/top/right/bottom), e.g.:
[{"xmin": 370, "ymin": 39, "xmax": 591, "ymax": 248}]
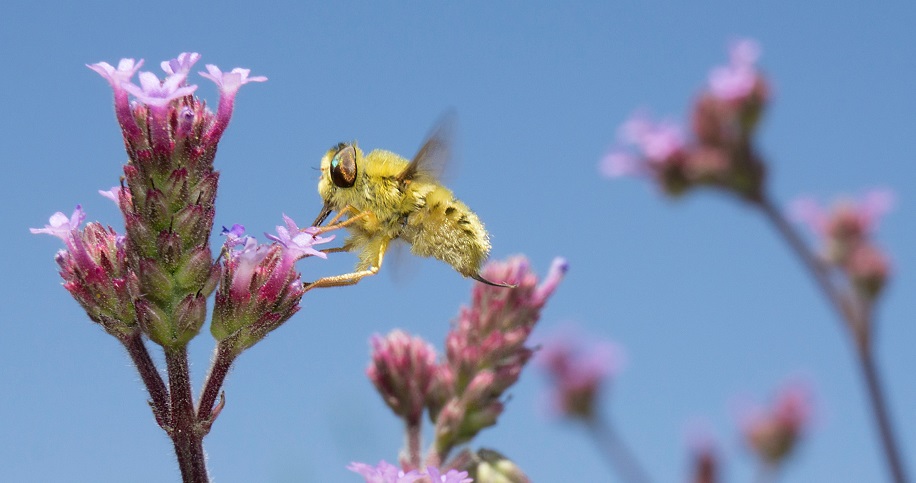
[
  {"xmin": 386, "ymin": 237, "xmax": 422, "ymax": 284},
  {"xmin": 397, "ymin": 111, "xmax": 457, "ymax": 184}
]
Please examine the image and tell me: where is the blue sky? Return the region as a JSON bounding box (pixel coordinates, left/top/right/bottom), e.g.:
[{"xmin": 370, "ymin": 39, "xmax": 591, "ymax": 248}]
[{"xmin": 4, "ymin": 2, "xmax": 916, "ymax": 482}]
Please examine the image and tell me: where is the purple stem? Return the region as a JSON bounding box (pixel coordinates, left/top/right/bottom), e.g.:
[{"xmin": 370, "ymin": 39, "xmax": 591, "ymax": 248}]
[
  {"xmin": 196, "ymin": 343, "xmax": 235, "ymax": 423},
  {"xmin": 121, "ymin": 331, "xmax": 170, "ymax": 428},
  {"xmin": 756, "ymin": 195, "xmax": 908, "ymax": 483},
  {"xmin": 587, "ymin": 414, "xmax": 652, "ymax": 483},
  {"xmin": 165, "ymin": 347, "xmax": 209, "ymax": 483}
]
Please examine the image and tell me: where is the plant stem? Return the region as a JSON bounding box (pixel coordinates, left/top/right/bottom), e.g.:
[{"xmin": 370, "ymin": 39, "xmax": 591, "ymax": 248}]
[
  {"xmin": 755, "ymin": 195, "xmax": 909, "ymax": 483},
  {"xmin": 405, "ymin": 420, "xmax": 422, "ymax": 469},
  {"xmin": 197, "ymin": 343, "xmax": 235, "ymax": 423},
  {"xmin": 122, "ymin": 331, "xmax": 170, "ymax": 429},
  {"xmin": 165, "ymin": 347, "xmax": 209, "ymax": 483},
  {"xmin": 756, "ymin": 196, "xmax": 854, "ymax": 328},
  {"xmin": 857, "ymin": 343, "xmax": 909, "ymax": 483},
  {"xmin": 587, "ymin": 414, "xmax": 651, "ymax": 483}
]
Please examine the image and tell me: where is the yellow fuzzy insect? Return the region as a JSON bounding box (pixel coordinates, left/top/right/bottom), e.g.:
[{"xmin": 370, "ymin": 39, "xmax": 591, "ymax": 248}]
[{"xmin": 306, "ymin": 116, "xmax": 511, "ymax": 289}]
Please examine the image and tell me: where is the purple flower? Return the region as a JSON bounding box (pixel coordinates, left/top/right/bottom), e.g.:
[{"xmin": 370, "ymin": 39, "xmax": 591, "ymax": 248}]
[
  {"xmin": 199, "ymin": 64, "xmax": 268, "ymax": 97},
  {"xmin": 708, "ymin": 38, "xmax": 762, "ymax": 101},
  {"xmin": 425, "ymin": 466, "xmax": 473, "ymax": 483},
  {"xmin": 348, "ymin": 461, "xmax": 423, "ymax": 483},
  {"xmin": 161, "ymin": 52, "xmax": 201, "ymax": 77},
  {"xmin": 221, "ymin": 223, "xmax": 247, "ymax": 239},
  {"xmin": 30, "ymin": 205, "xmax": 86, "ymax": 242},
  {"xmin": 601, "ymin": 112, "xmax": 687, "ymax": 180},
  {"xmin": 123, "ymin": 70, "xmax": 198, "ymax": 107},
  {"xmin": 226, "ymin": 236, "xmax": 270, "ymax": 299},
  {"xmin": 790, "ymin": 189, "xmax": 893, "ymax": 239},
  {"xmin": 619, "ymin": 113, "xmax": 686, "ymax": 162},
  {"xmin": 99, "ymin": 186, "xmax": 131, "ymax": 208},
  {"xmin": 198, "ymin": 64, "xmax": 267, "ymax": 144},
  {"xmin": 265, "ymin": 214, "xmax": 334, "ymax": 260},
  {"xmin": 87, "ymin": 58, "xmax": 144, "ymax": 93}
]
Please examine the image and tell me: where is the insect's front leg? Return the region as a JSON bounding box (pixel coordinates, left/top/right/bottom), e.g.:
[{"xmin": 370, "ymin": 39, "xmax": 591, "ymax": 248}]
[{"xmin": 303, "ymin": 237, "xmax": 388, "ymax": 292}]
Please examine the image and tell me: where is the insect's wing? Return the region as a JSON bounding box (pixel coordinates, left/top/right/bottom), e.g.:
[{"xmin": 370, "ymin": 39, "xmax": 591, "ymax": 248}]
[{"xmin": 397, "ymin": 111, "xmax": 456, "ymax": 184}]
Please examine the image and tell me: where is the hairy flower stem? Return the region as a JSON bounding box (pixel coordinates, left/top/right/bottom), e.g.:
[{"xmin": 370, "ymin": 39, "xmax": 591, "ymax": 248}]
[
  {"xmin": 587, "ymin": 414, "xmax": 651, "ymax": 483},
  {"xmin": 121, "ymin": 331, "xmax": 170, "ymax": 428},
  {"xmin": 165, "ymin": 348, "xmax": 209, "ymax": 483},
  {"xmin": 756, "ymin": 196, "xmax": 909, "ymax": 483},
  {"xmin": 405, "ymin": 422, "xmax": 422, "ymax": 469},
  {"xmin": 197, "ymin": 344, "xmax": 235, "ymax": 422}
]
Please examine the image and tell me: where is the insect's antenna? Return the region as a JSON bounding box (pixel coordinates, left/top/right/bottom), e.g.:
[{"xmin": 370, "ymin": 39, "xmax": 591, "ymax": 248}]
[{"xmin": 471, "ymin": 273, "xmax": 517, "ymax": 288}]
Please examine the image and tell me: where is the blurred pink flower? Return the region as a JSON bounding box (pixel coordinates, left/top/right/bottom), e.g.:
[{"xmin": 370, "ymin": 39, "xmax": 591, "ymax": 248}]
[
  {"xmin": 708, "ymin": 38, "xmax": 762, "ymax": 101},
  {"xmin": 536, "ymin": 327, "xmax": 623, "ymax": 419},
  {"xmin": 739, "ymin": 382, "xmax": 812, "ymax": 465}
]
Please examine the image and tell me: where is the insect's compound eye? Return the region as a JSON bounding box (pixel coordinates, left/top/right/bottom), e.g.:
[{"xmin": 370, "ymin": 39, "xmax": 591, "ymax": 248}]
[{"xmin": 330, "ymin": 144, "xmax": 357, "ymax": 188}]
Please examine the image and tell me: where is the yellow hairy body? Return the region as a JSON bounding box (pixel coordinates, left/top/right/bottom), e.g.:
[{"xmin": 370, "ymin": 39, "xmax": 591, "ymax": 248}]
[{"xmin": 317, "ymin": 147, "xmax": 491, "ymax": 277}]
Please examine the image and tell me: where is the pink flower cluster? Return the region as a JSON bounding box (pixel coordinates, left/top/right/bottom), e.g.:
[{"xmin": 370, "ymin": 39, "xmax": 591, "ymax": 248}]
[
  {"xmin": 791, "ymin": 190, "xmax": 893, "ymax": 298},
  {"xmin": 211, "ymin": 217, "xmax": 333, "ymax": 355},
  {"xmin": 32, "ymin": 206, "xmax": 139, "ymax": 338},
  {"xmin": 364, "ymin": 256, "xmax": 566, "ymax": 476},
  {"xmin": 601, "ymin": 39, "xmax": 769, "ymax": 199},
  {"xmin": 349, "ymin": 460, "xmax": 472, "ymax": 483},
  {"xmin": 739, "ymin": 383, "xmax": 812, "ymax": 465},
  {"xmin": 536, "ymin": 328, "xmax": 622, "ymax": 420}
]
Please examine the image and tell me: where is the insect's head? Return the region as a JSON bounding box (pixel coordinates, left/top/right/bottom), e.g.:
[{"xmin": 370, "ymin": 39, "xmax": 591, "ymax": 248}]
[{"xmin": 329, "ymin": 142, "xmax": 358, "ymax": 189}]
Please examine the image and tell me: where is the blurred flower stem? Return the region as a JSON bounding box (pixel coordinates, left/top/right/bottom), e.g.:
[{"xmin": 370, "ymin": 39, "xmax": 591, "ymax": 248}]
[
  {"xmin": 586, "ymin": 414, "xmax": 651, "ymax": 483},
  {"xmin": 755, "ymin": 195, "xmax": 907, "ymax": 483}
]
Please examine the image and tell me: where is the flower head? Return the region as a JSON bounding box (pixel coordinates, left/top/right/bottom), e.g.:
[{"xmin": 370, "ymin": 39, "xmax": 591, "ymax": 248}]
[
  {"xmin": 265, "ymin": 214, "xmax": 333, "ymax": 260},
  {"xmin": 212, "ymin": 220, "xmax": 330, "ymax": 355},
  {"xmin": 739, "ymin": 382, "xmax": 812, "ymax": 466},
  {"xmin": 536, "ymin": 327, "xmax": 623, "ymax": 420},
  {"xmin": 368, "ymin": 330, "xmax": 439, "ymax": 425},
  {"xmin": 33, "ymin": 207, "xmax": 138, "ymax": 337},
  {"xmin": 790, "ymin": 189, "xmax": 893, "ymax": 297},
  {"xmin": 434, "ymin": 256, "xmax": 566, "ymax": 449}
]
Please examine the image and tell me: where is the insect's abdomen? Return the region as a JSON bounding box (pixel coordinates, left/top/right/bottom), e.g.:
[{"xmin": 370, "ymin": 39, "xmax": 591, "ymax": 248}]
[{"xmin": 403, "ymin": 185, "xmax": 491, "ymax": 277}]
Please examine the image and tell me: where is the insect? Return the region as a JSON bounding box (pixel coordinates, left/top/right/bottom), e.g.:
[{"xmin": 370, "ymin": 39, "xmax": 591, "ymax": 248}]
[{"xmin": 306, "ymin": 115, "xmax": 512, "ymax": 289}]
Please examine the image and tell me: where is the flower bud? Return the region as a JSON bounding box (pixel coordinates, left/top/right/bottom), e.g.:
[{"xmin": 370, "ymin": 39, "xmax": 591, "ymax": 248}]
[
  {"xmin": 138, "ymin": 257, "xmax": 174, "ymax": 304},
  {"xmin": 175, "ymin": 292, "xmax": 207, "ymax": 336},
  {"xmin": 173, "ymin": 246, "xmax": 216, "ymax": 294},
  {"xmin": 135, "ymin": 298, "xmax": 171, "ymax": 346},
  {"xmin": 466, "ymin": 449, "xmax": 530, "ymax": 483},
  {"xmin": 367, "ymin": 330, "xmax": 439, "ymax": 425},
  {"xmin": 156, "ymin": 231, "xmax": 182, "ymax": 268}
]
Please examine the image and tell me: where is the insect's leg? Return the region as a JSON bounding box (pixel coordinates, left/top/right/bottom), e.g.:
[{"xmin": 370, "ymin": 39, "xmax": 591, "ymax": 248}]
[
  {"xmin": 316, "ymin": 209, "xmax": 371, "ymax": 234},
  {"xmin": 322, "ymin": 206, "xmax": 355, "ymax": 228},
  {"xmin": 303, "ymin": 238, "xmax": 388, "ymax": 292},
  {"xmin": 320, "ymin": 246, "xmax": 351, "ymax": 255}
]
